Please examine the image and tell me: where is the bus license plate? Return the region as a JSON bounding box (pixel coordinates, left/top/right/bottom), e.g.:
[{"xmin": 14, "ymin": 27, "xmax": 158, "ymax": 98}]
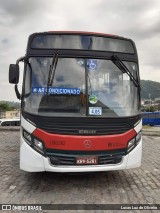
[{"xmin": 76, "ymin": 156, "xmax": 98, "ymax": 165}]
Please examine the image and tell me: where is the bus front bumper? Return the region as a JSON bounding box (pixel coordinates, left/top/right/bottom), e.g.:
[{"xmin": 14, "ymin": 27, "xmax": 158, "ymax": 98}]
[{"xmin": 20, "ymin": 137, "xmax": 142, "ymax": 173}]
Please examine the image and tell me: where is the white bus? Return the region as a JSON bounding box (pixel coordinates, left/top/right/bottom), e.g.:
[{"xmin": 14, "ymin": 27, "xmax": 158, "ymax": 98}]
[
  {"xmin": 0, "ymin": 118, "xmax": 20, "ymax": 126},
  {"xmin": 9, "ymin": 31, "xmax": 142, "ymax": 172}
]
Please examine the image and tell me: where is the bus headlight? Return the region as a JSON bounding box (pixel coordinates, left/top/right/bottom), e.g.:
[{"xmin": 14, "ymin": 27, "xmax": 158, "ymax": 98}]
[
  {"xmin": 136, "ymin": 131, "xmax": 142, "ymax": 144},
  {"xmin": 127, "ymin": 131, "xmax": 141, "ymax": 153},
  {"xmin": 22, "ymin": 128, "xmax": 45, "ymax": 155},
  {"xmin": 23, "ymin": 130, "xmax": 32, "ymax": 146},
  {"xmin": 34, "ymin": 138, "xmax": 44, "ymax": 154},
  {"xmin": 128, "ymin": 138, "xmax": 135, "ymax": 149}
]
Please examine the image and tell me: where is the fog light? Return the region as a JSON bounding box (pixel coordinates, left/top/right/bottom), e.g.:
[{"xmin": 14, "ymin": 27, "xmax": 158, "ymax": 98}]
[{"xmin": 34, "ymin": 139, "xmax": 44, "ymax": 154}]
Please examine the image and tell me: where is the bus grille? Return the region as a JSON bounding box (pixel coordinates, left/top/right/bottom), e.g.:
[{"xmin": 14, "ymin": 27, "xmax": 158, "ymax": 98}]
[
  {"xmin": 23, "ymin": 112, "xmax": 141, "ymax": 135},
  {"xmin": 38, "ymin": 120, "xmax": 131, "ymax": 135},
  {"xmin": 47, "ymin": 152, "xmax": 124, "ymax": 166}
]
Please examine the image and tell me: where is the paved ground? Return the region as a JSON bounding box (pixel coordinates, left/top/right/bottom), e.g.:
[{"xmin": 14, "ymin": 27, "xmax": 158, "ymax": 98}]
[
  {"xmin": 142, "ymin": 126, "xmax": 160, "ymax": 137},
  {"xmin": 0, "ymin": 131, "xmax": 159, "ymax": 213}
]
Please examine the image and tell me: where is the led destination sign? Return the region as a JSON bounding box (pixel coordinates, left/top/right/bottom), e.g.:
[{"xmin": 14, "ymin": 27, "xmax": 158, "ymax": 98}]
[{"xmin": 32, "ymin": 87, "xmax": 81, "ymax": 95}]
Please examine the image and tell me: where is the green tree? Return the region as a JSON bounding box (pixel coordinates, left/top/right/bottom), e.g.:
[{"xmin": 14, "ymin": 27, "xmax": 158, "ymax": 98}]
[{"xmin": 0, "ymin": 103, "xmax": 14, "ymax": 111}]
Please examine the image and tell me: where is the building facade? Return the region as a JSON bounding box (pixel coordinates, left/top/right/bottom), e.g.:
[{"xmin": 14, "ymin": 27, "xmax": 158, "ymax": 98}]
[{"xmin": 0, "ymin": 110, "xmax": 20, "ymax": 119}]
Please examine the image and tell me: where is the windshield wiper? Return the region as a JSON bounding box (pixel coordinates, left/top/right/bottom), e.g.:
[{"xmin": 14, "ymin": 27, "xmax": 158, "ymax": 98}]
[
  {"xmin": 46, "ymin": 53, "xmax": 59, "ymax": 96},
  {"xmin": 47, "ymin": 53, "xmax": 59, "ymax": 87},
  {"xmin": 111, "ymin": 55, "xmax": 140, "ymax": 89},
  {"xmin": 88, "ymin": 37, "xmax": 93, "ymax": 50}
]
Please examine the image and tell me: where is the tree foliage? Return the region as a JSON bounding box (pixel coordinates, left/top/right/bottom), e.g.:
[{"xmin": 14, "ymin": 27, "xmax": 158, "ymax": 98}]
[{"xmin": 0, "ymin": 103, "xmax": 14, "ymax": 111}]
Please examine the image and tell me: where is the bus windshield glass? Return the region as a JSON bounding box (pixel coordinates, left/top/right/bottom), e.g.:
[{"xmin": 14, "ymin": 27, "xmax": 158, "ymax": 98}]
[
  {"xmin": 31, "ymin": 35, "xmax": 134, "ymax": 53},
  {"xmin": 23, "ymin": 57, "xmax": 139, "ymax": 117}
]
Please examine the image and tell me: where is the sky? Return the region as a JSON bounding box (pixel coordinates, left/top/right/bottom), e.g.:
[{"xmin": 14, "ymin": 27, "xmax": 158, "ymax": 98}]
[{"xmin": 0, "ymin": 0, "xmax": 160, "ymax": 101}]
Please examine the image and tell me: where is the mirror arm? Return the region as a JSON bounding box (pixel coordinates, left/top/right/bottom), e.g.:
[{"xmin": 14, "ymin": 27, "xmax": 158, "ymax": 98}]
[
  {"xmin": 14, "ymin": 56, "xmax": 26, "ymax": 100},
  {"xmin": 15, "ymin": 84, "xmax": 21, "ymax": 100},
  {"xmin": 16, "ymin": 56, "xmax": 26, "ymax": 65}
]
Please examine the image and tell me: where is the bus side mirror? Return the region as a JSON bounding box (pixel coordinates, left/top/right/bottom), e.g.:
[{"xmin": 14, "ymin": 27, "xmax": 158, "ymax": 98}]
[{"xmin": 9, "ymin": 64, "xmax": 19, "ymax": 84}]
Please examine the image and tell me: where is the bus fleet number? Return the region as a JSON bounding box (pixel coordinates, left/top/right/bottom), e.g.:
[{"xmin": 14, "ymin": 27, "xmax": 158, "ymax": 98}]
[{"xmin": 89, "ymin": 107, "xmax": 102, "ymax": 115}]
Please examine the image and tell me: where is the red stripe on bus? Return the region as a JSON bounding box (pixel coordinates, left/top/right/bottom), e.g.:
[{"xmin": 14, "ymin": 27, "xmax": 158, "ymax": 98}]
[{"xmin": 32, "ymin": 128, "xmax": 136, "ymax": 151}]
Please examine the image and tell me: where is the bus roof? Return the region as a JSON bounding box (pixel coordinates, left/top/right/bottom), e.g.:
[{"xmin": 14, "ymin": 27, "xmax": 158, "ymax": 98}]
[
  {"xmin": 142, "ymin": 111, "xmax": 160, "ymax": 114},
  {"xmin": 0, "ymin": 117, "xmax": 20, "ymax": 122}
]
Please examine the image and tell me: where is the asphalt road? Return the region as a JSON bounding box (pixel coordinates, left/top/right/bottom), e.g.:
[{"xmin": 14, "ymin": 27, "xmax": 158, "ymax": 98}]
[{"xmin": 0, "ymin": 131, "xmax": 159, "ymax": 213}]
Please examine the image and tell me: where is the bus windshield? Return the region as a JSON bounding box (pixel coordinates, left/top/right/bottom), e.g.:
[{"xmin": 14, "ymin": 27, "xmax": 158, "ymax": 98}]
[{"xmin": 23, "ymin": 57, "xmax": 139, "ymax": 117}]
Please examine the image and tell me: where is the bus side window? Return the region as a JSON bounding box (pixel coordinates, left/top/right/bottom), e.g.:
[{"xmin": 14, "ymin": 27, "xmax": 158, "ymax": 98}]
[
  {"xmin": 1, "ymin": 121, "xmax": 8, "ymax": 126},
  {"xmin": 15, "ymin": 121, "xmax": 20, "ymax": 126},
  {"xmin": 148, "ymin": 113, "xmax": 155, "ymax": 119},
  {"xmin": 142, "ymin": 114, "xmax": 149, "ymax": 119},
  {"xmin": 10, "ymin": 121, "xmax": 15, "ymax": 126},
  {"xmin": 156, "ymin": 113, "xmax": 160, "ymax": 118}
]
